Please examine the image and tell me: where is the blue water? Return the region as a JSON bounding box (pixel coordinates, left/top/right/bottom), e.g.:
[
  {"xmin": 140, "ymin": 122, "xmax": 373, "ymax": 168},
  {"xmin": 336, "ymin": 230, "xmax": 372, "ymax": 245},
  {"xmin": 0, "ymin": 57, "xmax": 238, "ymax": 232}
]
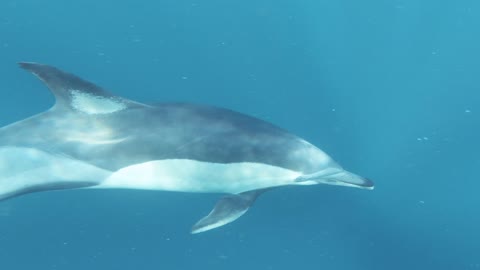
[{"xmin": 0, "ymin": 0, "xmax": 479, "ymax": 269}]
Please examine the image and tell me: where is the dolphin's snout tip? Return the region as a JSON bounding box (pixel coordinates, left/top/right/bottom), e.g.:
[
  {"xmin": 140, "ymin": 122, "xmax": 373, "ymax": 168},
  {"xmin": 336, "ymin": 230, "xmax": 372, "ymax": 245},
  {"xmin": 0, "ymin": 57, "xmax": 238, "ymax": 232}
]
[{"xmin": 360, "ymin": 178, "xmax": 375, "ymax": 190}]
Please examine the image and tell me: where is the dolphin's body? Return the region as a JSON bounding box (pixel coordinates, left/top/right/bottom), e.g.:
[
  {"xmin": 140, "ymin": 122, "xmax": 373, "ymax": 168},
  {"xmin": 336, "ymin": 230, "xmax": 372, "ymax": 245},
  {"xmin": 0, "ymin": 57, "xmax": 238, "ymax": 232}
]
[{"xmin": 0, "ymin": 63, "xmax": 373, "ymax": 233}]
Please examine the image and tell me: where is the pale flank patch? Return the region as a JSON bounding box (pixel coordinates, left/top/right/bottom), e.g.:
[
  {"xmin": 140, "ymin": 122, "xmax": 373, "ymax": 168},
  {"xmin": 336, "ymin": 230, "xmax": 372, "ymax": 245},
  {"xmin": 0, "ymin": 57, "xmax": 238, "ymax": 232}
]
[
  {"xmin": 0, "ymin": 147, "xmax": 110, "ymax": 199},
  {"xmin": 98, "ymin": 159, "xmax": 303, "ymax": 194},
  {"xmin": 70, "ymin": 89, "xmax": 127, "ymax": 114},
  {"xmin": 65, "ymin": 136, "xmax": 129, "ymax": 145}
]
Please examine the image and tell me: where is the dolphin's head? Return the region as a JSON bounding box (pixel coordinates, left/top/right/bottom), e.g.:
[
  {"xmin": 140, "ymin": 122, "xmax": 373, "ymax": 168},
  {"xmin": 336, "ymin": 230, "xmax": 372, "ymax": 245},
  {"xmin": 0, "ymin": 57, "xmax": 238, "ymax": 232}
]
[
  {"xmin": 295, "ymin": 168, "xmax": 374, "ymax": 190},
  {"xmin": 289, "ymin": 138, "xmax": 374, "ymax": 190}
]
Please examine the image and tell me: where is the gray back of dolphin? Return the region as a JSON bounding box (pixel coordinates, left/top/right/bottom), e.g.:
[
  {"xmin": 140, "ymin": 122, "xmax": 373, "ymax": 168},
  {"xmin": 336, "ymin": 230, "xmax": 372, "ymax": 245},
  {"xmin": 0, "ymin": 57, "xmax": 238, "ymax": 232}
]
[
  {"xmin": 0, "ymin": 63, "xmax": 373, "ymax": 233},
  {"xmin": 3, "ymin": 64, "xmax": 331, "ymax": 173}
]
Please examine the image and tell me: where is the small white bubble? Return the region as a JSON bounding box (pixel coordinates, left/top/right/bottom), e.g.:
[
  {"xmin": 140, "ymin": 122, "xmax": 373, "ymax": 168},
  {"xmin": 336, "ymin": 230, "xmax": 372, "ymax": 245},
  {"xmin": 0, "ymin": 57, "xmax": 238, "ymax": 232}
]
[
  {"xmin": 417, "ymin": 138, "xmax": 423, "ymax": 141},
  {"xmin": 423, "ymin": 137, "xmax": 429, "ymax": 141},
  {"xmin": 181, "ymin": 76, "xmax": 188, "ymax": 80},
  {"xmin": 419, "ymin": 200, "xmax": 425, "ymax": 204},
  {"xmin": 465, "ymin": 109, "xmax": 471, "ymax": 113},
  {"xmin": 331, "ymin": 108, "xmax": 336, "ymax": 112}
]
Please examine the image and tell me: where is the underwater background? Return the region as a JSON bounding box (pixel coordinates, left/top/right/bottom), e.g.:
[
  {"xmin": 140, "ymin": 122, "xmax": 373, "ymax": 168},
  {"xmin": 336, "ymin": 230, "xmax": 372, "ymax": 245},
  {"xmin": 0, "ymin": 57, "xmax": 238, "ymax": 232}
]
[{"xmin": 0, "ymin": 0, "xmax": 479, "ymax": 269}]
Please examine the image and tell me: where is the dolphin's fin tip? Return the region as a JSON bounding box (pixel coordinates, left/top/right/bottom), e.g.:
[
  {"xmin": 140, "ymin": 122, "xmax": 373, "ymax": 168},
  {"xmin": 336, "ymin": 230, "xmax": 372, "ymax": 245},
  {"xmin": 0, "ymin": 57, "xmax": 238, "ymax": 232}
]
[
  {"xmin": 17, "ymin": 61, "xmax": 147, "ymax": 114},
  {"xmin": 191, "ymin": 189, "xmax": 266, "ymax": 234}
]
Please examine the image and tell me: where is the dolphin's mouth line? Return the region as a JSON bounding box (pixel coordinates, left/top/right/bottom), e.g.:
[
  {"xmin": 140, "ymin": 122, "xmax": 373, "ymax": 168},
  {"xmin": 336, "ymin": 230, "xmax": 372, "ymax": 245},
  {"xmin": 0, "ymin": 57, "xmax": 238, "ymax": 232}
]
[
  {"xmin": 296, "ymin": 169, "xmax": 374, "ymax": 190},
  {"xmin": 295, "ymin": 169, "xmax": 344, "ymax": 182}
]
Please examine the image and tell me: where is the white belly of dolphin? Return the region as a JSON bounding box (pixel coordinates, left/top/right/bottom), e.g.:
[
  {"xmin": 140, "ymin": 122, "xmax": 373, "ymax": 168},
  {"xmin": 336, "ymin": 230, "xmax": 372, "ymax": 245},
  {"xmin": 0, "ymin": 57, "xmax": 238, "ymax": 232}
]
[{"xmin": 98, "ymin": 159, "xmax": 303, "ymax": 194}]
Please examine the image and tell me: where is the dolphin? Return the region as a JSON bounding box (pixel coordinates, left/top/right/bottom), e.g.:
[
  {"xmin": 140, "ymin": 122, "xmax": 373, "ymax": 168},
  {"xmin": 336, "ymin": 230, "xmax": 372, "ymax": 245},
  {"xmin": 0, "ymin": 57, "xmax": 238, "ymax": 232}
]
[{"xmin": 0, "ymin": 62, "xmax": 373, "ymax": 233}]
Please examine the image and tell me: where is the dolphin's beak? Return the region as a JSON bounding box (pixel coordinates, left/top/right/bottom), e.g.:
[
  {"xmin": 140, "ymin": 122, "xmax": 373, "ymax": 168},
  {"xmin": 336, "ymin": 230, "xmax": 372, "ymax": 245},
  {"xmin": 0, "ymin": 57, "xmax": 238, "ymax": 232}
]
[{"xmin": 295, "ymin": 169, "xmax": 374, "ymax": 190}]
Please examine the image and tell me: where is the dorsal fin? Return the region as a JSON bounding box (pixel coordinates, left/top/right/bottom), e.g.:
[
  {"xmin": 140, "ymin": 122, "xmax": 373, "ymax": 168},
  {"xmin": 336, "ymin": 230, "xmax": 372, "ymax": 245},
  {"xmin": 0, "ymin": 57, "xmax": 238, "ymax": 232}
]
[{"xmin": 19, "ymin": 62, "xmax": 146, "ymax": 114}]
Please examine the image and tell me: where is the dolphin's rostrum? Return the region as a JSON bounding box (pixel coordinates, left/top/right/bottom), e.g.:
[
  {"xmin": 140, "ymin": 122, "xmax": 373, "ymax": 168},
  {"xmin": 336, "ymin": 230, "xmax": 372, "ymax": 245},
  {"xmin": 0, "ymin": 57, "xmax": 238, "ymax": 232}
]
[{"xmin": 0, "ymin": 62, "xmax": 374, "ymax": 233}]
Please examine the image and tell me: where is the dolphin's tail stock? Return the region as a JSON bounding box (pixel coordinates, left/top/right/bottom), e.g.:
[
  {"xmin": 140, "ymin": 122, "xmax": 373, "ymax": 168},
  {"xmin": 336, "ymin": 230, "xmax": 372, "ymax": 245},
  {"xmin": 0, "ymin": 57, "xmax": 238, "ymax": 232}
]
[{"xmin": 0, "ymin": 147, "xmax": 107, "ymax": 202}]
